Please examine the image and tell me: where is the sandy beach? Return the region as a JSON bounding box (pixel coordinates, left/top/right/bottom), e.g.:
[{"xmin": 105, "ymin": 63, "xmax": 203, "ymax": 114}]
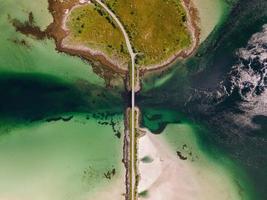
[{"xmin": 137, "ymin": 127, "xmax": 244, "ymax": 200}]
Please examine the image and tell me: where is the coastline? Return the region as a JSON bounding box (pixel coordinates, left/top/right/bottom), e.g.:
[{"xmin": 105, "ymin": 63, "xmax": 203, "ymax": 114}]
[
  {"xmin": 0, "ymin": 114, "xmax": 126, "ymax": 200},
  {"xmin": 10, "ymin": 0, "xmax": 200, "ymax": 81},
  {"xmin": 4, "ymin": 1, "xmax": 264, "ymax": 199},
  {"xmin": 123, "ymin": 109, "xmax": 131, "ymax": 200},
  {"xmin": 60, "ymin": 2, "xmax": 130, "ymax": 71},
  {"xmin": 139, "ymin": 0, "xmax": 201, "ymax": 74},
  {"xmin": 191, "ymin": 0, "xmax": 226, "ymax": 42},
  {"xmin": 45, "ymin": 0, "xmax": 128, "ymax": 77},
  {"xmin": 137, "ymin": 124, "xmax": 250, "ymax": 200},
  {"xmin": 47, "ymin": 0, "xmax": 200, "ymax": 76}
]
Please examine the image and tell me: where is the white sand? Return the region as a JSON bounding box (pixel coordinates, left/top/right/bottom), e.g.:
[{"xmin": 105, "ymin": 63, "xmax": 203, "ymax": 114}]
[{"xmin": 138, "ymin": 128, "xmax": 243, "ymax": 200}]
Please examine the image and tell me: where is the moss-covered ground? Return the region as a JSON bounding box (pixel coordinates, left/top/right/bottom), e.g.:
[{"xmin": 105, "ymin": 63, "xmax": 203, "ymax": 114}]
[
  {"xmin": 66, "ymin": 0, "xmax": 192, "ymax": 68},
  {"xmin": 105, "ymin": 0, "xmax": 192, "ymax": 67},
  {"xmin": 66, "ymin": 3, "xmax": 130, "ymax": 68}
]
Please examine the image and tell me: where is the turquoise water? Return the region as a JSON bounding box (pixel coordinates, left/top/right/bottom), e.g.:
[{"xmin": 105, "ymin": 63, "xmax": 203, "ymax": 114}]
[
  {"xmin": 140, "ymin": 3, "xmax": 267, "ymax": 191},
  {"xmin": 161, "ymin": 122, "xmax": 253, "ymax": 200},
  {"xmin": 0, "ymin": 0, "xmax": 52, "ymax": 30},
  {"xmin": 140, "ymin": 0, "xmax": 237, "ymax": 92},
  {"xmin": 0, "ymin": 0, "xmax": 266, "ymax": 199},
  {"xmin": 0, "ymin": 0, "xmax": 104, "ymax": 86},
  {"xmin": 140, "ymin": 107, "xmax": 257, "ymax": 199},
  {"xmin": 0, "ymin": 1, "xmax": 126, "ymax": 199},
  {"xmin": 0, "ymin": 114, "xmax": 125, "ymax": 200}
]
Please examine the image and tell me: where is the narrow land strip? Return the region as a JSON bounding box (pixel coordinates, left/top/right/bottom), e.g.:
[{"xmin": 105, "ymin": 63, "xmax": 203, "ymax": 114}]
[{"xmin": 93, "ymin": 1, "xmax": 137, "ymax": 199}]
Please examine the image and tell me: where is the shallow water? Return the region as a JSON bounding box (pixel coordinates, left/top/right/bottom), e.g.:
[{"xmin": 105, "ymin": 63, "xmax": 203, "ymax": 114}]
[
  {"xmin": 137, "ymin": 0, "xmax": 267, "ymax": 197},
  {"xmin": 192, "ymin": 0, "xmax": 226, "ymax": 42},
  {"xmin": 160, "ymin": 122, "xmax": 253, "ymax": 200},
  {"xmin": 0, "ymin": 1, "xmax": 126, "ymax": 199},
  {"xmin": 0, "ymin": 0, "xmax": 52, "ymax": 30},
  {"xmin": 139, "ymin": 107, "xmax": 257, "ymax": 199},
  {"xmin": 0, "ymin": 0, "xmax": 104, "ymax": 86},
  {"xmin": 0, "ymin": 0, "xmax": 266, "ymax": 199},
  {"xmin": 0, "ymin": 114, "xmax": 125, "ymax": 200}
]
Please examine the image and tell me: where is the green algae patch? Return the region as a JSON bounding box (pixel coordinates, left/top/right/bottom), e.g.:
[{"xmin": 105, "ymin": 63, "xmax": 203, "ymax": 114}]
[
  {"xmin": 105, "ymin": 0, "xmax": 192, "ymax": 67},
  {"xmin": 66, "ymin": 3, "xmax": 130, "ymax": 68},
  {"xmin": 0, "ymin": 114, "xmax": 125, "ymax": 200}
]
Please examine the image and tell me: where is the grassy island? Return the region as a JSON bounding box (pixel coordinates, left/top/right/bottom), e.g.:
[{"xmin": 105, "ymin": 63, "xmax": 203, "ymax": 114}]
[
  {"xmin": 10, "ymin": 0, "xmax": 196, "ymax": 71},
  {"xmin": 65, "ymin": 3, "xmax": 130, "ymax": 69},
  {"xmin": 65, "ymin": 0, "xmax": 194, "ymax": 69},
  {"xmin": 105, "ymin": 0, "xmax": 192, "ymax": 67}
]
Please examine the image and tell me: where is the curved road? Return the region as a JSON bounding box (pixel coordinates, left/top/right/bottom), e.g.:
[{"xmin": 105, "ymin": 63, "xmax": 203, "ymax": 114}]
[{"xmin": 93, "ymin": 0, "xmax": 137, "ymax": 199}]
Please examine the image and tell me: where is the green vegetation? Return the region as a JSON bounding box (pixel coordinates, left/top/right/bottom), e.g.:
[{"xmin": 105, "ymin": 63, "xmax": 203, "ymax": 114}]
[
  {"xmin": 138, "ymin": 190, "xmax": 149, "ymax": 197},
  {"xmin": 140, "ymin": 156, "xmax": 153, "ymax": 163},
  {"xmin": 66, "ymin": 0, "xmax": 192, "ymax": 69},
  {"xmin": 66, "ymin": 3, "xmax": 130, "ymax": 68},
  {"xmin": 127, "ymin": 108, "xmax": 139, "ymax": 200},
  {"xmin": 106, "ymin": 0, "xmax": 192, "ymax": 67}
]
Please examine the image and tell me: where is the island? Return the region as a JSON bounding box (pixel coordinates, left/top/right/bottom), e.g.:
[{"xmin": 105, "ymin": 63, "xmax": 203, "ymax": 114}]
[
  {"xmin": 10, "ymin": 0, "xmax": 200, "ymax": 199},
  {"xmin": 55, "ymin": 0, "xmax": 199, "ymax": 69},
  {"xmin": 12, "ymin": 0, "xmax": 199, "ymax": 73},
  {"xmin": 3, "ymin": 0, "xmax": 262, "ymax": 200}
]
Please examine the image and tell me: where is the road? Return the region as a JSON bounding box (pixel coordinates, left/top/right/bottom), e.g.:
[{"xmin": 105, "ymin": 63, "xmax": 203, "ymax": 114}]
[{"xmin": 93, "ymin": 0, "xmax": 137, "ymax": 199}]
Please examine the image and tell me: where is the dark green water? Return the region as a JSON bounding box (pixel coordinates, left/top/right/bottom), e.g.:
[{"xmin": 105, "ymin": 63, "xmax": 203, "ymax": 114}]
[
  {"xmin": 0, "ymin": 1, "xmax": 126, "ymax": 199},
  {"xmin": 0, "ymin": 73, "xmax": 124, "ymax": 122},
  {"xmin": 139, "ymin": 0, "xmax": 267, "ymax": 199},
  {"xmin": 1, "ymin": 0, "xmax": 266, "ymax": 199},
  {"xmin": 139, "ymin": 107, "xmax": 258, "ymax": 199}
]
